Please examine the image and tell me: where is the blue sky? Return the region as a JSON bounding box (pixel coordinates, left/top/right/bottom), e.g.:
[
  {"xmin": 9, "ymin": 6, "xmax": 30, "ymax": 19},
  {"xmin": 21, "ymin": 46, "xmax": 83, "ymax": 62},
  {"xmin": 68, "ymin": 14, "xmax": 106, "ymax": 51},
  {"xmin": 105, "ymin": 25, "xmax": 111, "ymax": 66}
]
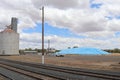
[
  {"xmin": 115, "ymin": 32, "xmax": 120, "ymax": 37},
  {"xmin": 23, "ymin": 23, "xmax": 86, "ymax": 38},
  {"xmin": 90, "ymin": 0, "xmax": 103, "ymax": 9}
]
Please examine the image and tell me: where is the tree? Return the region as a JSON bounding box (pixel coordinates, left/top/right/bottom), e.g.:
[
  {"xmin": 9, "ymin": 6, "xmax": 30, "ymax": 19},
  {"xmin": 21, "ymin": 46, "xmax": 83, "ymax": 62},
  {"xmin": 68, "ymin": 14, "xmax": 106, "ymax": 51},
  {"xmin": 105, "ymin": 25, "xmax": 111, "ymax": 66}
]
[
  {"xmin": 68, "ymin": 47, "xmax": 71, "ymax": 49},
  {"xmin": 73, "ymin": 46, "xmax": 78, "ymax": 48},
  {"xmin": 28, "ymin": 48, "xmax": 32, "ymax": 51},
  {"xmin": 114, "ymin": 48, "xmax": 119, "ymax": 53}
]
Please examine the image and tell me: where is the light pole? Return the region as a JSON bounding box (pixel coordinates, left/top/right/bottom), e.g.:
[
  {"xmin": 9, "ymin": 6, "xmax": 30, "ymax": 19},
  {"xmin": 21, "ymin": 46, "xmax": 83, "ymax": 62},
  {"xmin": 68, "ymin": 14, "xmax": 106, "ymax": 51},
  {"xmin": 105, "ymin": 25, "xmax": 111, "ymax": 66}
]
[{"xmin": 41, "ymin": 6, "xmax": 44, "ymax": 64}]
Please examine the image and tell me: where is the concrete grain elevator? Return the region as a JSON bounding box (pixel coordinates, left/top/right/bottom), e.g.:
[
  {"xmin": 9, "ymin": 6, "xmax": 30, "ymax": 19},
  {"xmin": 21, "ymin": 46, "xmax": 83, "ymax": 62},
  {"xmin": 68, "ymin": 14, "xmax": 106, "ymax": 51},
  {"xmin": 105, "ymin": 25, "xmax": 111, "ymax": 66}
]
[{"xmin": 0, "ymin": 17, "xmax": 19, "ymax": 55}]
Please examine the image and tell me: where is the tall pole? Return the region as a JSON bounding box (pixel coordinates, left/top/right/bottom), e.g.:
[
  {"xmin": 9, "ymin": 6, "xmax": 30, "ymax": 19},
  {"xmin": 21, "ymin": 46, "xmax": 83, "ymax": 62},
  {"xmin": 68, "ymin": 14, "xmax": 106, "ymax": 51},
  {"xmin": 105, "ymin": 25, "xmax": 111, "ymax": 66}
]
[
  {"xmin": 48, "ymin": 39, "xmax": 50, "ymax": 54},
  {"xmin": 42, "ymin": 6, "xmax": 44, "ymax": 64}
]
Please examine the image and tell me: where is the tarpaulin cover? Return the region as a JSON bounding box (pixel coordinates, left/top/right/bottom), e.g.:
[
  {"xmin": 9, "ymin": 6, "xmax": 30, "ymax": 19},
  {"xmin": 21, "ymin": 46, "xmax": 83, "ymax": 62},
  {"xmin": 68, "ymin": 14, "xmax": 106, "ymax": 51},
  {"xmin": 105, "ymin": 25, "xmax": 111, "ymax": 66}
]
[{"xmin": 56, "ymin": 47, "xmax": 110, "ymax": 55}]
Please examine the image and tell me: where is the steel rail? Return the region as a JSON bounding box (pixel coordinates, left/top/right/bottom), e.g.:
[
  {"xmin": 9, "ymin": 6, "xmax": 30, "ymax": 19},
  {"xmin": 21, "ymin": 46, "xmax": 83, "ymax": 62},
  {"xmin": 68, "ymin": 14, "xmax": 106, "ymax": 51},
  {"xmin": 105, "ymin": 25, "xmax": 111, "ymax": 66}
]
[
  {"xmin": 0, "ymin": 61, "xmax": 68, "ymax": 80},
  {"xmin": 0, "ymin": 64, "xmax": 44, "ymax": 80},
  {"xmin": 0, "ymin": 73, "xmax": 12, "ymax": 80}
]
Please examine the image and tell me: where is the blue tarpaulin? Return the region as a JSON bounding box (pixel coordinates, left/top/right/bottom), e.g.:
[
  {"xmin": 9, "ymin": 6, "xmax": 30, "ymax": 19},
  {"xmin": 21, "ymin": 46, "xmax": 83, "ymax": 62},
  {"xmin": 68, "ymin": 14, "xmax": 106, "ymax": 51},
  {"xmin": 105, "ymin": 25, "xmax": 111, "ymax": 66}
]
[{"xmin": 56, "ymin": 47, "xmax": 110, "ymax": 55}]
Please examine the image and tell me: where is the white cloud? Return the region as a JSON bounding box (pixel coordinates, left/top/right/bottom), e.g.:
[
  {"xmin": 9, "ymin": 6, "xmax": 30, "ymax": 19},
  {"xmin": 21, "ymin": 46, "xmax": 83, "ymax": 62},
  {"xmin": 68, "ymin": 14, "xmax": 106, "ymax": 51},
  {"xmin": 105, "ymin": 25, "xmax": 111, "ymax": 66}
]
[
  {"xmin": 0, "ymin": 0, "xmax": 39, "ymax": 31},
  {"xmin": 80, "ymin": 31, "xmax": 115, "ymax": 39},
  {"xmin": 20, "ymin": 32, "xmax": 120, "ymax": 49},
  {"xmin": 107, "ymin": 19, "xmax": 120, "ymax": 31},
  {"xmin": 32, "ymin": 0, "xmax": 81, "ymax": 9},
  {"xmin": 45, "ymin": 7, "xmax": 107, "ymax": 33},
  {"xmin": 0, "ymin": 0, "xmax": 120, "ymax": 33}
]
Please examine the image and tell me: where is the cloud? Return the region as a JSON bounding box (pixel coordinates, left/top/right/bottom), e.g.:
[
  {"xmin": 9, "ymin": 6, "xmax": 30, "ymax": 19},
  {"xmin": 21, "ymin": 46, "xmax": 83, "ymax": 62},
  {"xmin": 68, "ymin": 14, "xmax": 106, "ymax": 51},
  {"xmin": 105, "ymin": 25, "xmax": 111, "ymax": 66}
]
[
  {"xmin": 79, "ymin": 31, "xmax": 115, "ymax": 39},
  {"xmin": 32, "ymin": 0, "xmax": 84, "ymax": 9},
  {"xmin": 107, "ymin": 19, "xmax": 120, "ymax": 31},
  {"xmin": 0, "ymin": 0, "xmax": 120, "ymax": 33},
  {"xmin": 0, "ymin": 0, "xmax": 40, "ymax": 32},
  {"xmin": 20, "ymin": 32, "xmax": 120, "ymax": 49},
  {"xmin": 43, "ymin": 0, "xmax": 120, "ymax": 33},
  {"xmin": 45, "ymin": 7, "xmax": 107, "ymax": 33},
  {"xmin": 0, "ymin": 0, "xmax": 120, "ymax": 49}
]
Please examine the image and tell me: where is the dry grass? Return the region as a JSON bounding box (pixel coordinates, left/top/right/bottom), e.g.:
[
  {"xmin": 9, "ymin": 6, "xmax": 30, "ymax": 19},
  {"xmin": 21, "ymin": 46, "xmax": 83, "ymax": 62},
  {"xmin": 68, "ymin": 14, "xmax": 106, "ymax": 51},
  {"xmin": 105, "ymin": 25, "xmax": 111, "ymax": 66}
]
[
  {"xmin": 0, "ymin": 54, "xmax": 120, "ymax": 71},
  {"xmin": 108, "ymin": 53, "xmax": 120, "ymax": 56}
]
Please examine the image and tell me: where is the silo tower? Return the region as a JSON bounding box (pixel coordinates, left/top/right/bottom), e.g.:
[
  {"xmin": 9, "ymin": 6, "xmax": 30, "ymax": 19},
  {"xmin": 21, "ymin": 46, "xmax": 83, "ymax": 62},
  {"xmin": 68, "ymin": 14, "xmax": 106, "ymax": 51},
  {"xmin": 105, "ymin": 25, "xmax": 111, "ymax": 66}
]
[
  {"xmin": 0, "ymin": 17, "xmax": 19, "ymax": 55},
  {"xmin": 11, "ymin": 17, "xmax": 18, "ymax": 32}
]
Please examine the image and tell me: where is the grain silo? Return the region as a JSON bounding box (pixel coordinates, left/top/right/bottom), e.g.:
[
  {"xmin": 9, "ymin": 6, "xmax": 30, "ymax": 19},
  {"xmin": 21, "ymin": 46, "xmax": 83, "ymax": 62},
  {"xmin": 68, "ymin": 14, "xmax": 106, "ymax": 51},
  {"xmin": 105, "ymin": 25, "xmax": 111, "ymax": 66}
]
[
  {"xmin": 11, "ymin": 17, "xmax": 18, "ymax": 32},
  {"xmin": 0, "ymin": 17, "xmax": 19, "ymax": 55}
]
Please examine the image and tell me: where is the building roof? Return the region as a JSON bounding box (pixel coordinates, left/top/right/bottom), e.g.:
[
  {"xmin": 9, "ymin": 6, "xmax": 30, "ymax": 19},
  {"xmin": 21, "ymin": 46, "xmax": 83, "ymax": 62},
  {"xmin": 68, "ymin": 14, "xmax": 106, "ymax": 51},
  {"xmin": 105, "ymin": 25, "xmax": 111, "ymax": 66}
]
[
  {"xmin": 56, "ymin": 47, "xmax": 110, "ymax": 55},
  {"xmin": 0, "ymin": 28, "xmax": 15, "ymax": 33}
]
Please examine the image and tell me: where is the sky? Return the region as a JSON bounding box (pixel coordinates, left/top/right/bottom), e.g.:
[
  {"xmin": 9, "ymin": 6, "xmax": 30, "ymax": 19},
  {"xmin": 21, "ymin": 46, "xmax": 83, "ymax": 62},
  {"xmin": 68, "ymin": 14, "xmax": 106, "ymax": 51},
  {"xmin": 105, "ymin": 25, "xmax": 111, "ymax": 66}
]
[{"xmin": 0, "ymin": 0, "xmax": 120, "ymax": 49}]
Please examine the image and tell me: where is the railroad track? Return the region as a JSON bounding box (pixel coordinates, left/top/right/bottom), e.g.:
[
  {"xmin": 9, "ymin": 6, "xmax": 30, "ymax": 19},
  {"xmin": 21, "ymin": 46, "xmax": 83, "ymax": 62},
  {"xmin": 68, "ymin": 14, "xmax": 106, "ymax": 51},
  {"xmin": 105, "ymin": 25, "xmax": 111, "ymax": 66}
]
[
  {"xmin": 0, "ymin": 64, "xmax": 56, "ymax": 80},
  {"xmin": 0, "ymin": 72, "xmax": 11, "ymax": 80},
  {"xmin": 0, "ymin": 58, "xmax": 120, "ymax": 80}
]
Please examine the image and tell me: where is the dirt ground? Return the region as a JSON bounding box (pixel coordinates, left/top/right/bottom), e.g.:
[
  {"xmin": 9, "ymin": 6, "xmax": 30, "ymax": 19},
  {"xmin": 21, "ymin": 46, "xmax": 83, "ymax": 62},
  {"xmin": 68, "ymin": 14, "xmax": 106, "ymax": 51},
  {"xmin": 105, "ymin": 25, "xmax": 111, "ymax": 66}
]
[{"xmin": 0, "ymin": 54, "xmax": 120, "ymax": 71}]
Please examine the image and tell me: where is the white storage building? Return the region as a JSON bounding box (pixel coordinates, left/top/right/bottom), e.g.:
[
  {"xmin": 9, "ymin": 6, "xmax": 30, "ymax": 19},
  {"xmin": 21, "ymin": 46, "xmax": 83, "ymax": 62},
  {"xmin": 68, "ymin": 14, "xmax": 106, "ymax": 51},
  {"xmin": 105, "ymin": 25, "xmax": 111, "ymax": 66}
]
[{"xmin": 0, "ymin": 17, "xmax": 19, "ymax": 55}]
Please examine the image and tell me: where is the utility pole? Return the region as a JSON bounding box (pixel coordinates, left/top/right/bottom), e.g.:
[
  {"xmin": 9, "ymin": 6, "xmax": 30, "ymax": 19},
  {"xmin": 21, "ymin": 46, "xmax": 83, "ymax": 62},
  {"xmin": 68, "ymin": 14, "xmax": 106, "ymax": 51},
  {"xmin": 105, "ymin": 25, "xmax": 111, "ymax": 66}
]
[
  {"xmin": 48, "ymin": 39, "xmax": 50, "ymax": 54},
  {"xmin": 42, "ymin": 6, "xmax": 44, "ymax": 64}
]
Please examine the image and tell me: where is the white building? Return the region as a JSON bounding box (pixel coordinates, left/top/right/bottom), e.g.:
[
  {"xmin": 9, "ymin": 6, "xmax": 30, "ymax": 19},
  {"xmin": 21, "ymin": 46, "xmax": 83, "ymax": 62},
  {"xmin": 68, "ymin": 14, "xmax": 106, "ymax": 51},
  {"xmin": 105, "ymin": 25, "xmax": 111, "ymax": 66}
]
[{"xmin": 0, "ymin": 17, "xmax": 19, "ymax": 55}]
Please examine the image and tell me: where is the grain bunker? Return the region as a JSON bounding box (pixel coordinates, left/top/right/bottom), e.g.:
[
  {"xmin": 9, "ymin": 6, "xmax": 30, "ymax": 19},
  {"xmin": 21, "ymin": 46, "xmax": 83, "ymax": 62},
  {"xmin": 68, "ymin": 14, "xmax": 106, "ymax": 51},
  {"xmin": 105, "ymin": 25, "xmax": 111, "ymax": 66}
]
[
  {"xmin": 56, "ymin": 47, "xmax": 110, "ymax": 56},
  {"xmin": 0, "ymin": 17, "xmax": 19, "ymax": 55}
]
